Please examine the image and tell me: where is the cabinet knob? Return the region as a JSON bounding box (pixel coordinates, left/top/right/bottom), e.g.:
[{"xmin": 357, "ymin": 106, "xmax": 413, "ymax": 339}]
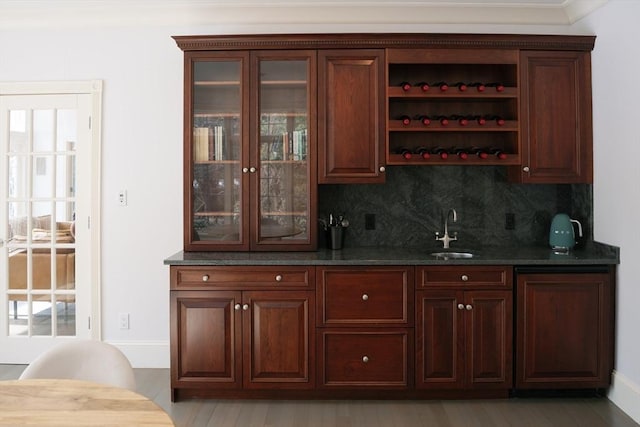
[
  {"xmin": 465, "ymin": 304, "xmax": 473, "ymax": 311},
  {"xmin": 362, "ymin": 294, "xmax": 369, "ymax": 301},
  {"xmin": 379, "ymin": 166, "xmax": 386, "ymax": 173},
  {"xmin": 457, "ymin": 303, "xmax": 465, "ymax": 310},
  {"xmin": 461, "ymin": 274, "xmax": 469, "ymax": 282},
  {"xmin": 275, "ymin": 274, "xmax": 283, "ymax": 282},
  {"xmin": 242, "ymin": 167, "xmax": 249, "ymax": 173},
  {"xmin": 202, "ymin": 274, "xmax": 209, "ymax": 282},
  {"xmin": 362, "ymin": 355, "xmax": 369, "ymax": 363},
  {"xmin": 523, "ymin": 166, "xmax": 530, "ymax": 172},
  {"xmin": 242, "ymin": 304, "xmax": 249, "ymax": 311},
  {"xmin": 234, "ymin": 303, "xmax": 241, "ymax": 311},
  {"xmin": 249, "ymin": 167, "xmax": 257, "ymax": 173}
]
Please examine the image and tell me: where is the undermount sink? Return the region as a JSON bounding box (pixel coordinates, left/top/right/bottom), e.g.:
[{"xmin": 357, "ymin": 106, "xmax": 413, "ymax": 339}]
[{"xmin": 430, "ymin": 251, "xmax": 474, "ymax": 259}]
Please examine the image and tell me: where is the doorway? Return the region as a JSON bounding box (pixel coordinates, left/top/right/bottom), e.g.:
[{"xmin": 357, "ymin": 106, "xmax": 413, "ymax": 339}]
[{"xmin": 0, "ymin": 81, "xmax": 102, "ymax": 362}]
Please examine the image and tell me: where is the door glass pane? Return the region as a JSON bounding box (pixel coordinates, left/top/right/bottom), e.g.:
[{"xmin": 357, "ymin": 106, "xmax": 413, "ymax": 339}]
[
  {"xmin": 4, "ymin": 106, "xmax": 77, "ymax": 338},
  {"xmin": 258, "ymin": 59, "xmax": 309, "ymax": 243},
  {"xmin": 191, "ymin": 60, "xmax": 243, "ymax": 243}
]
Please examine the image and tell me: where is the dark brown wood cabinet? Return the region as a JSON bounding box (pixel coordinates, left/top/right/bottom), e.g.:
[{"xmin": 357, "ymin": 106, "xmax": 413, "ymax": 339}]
[
  {"xmin": 316, "ymin": 266, "xmax": 413, "ymax": 389},
  {"xmin": 516, "ymin": 268, "xmax": 614, "ymax": 389},
  {"xmin": 170, "ymin": 266, "xmax": 315, "ymax": 400},
  {"xmin": 318, "ymin": 50, "xmax": 386, "ymax": 183},
  {"xmin": 512, "ymin": 50, "xmax": 593, "ymax": 183},
  {"xmin": 416, "ymin": 266, "xmax": 513, "ymax": 392}
]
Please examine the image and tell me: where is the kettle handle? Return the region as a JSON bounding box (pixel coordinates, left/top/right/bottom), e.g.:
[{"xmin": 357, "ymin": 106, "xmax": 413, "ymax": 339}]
[{"xmin": 570, "ymin": 219, "xmax": 583, "ymax": 238}]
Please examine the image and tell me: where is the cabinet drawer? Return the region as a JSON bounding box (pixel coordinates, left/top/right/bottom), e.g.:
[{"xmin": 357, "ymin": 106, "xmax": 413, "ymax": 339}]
[
  {"xmin": 418, "ymin": 266, "xmax": 512, "ymax": 289},
  {"xmin": 317, "ymin": 267, "xmax": 413, "ymax": 326},
  {"xmin": 319, "ymin": 329, "xmax": 411, "ymax": 388},
  {"xmin": 171, "ymin": 266, "xmax": 314, "ymax": 289}
]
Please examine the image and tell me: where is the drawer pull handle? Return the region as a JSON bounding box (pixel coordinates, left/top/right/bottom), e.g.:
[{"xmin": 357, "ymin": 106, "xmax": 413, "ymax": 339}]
[
  {"xmin": 362, "ymin": 356, "xmax": 369, "ymax": 363},
  {"xmin": 234, "ymin": 304, "xmax": 241, "ymax": 311},
  {"xmin": 362, "ymin": 294, "xmax": 369, "ymax": 301},
  {"xmin": 242, "ymin": 304, "xmax": 249, "ymax": 311},
  {"xmin": 461, "ymin": 274, "xmax": 469, "ymax": 282},
  {"xmin": 457, "ymin": 303, "xmax": 465, "ymax": 310},
  {"xmin": 465, "ymin": 304, "xmax": 473, "ymax": 311},
  {"xmin": 275, "ymin": 275, "xmax": 283, "ymax": 282},
  {"xmin": 202, "ymin": 274, "xmax": 210, "ymax": 282}
]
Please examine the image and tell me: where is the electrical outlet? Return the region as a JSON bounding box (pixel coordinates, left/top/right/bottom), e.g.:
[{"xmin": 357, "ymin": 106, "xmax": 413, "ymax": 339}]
[
  {"xmin": 118, "ymin": 190, "xmax": 127, "ymax": 207},
  {"xmin": 505, "ymin": 213, "xmax": 515, "ymax": 230},
  {"xmin": 118, "ymin": 312, "xmax": 130, "ymax": 330},
  {"xmin": 365, "ymin": 214, "xmax": 376, "ymax": 230}
]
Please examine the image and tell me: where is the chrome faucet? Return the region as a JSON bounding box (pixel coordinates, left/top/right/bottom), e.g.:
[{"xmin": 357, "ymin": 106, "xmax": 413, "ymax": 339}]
[{"xmin": 435, "ymin": 208, "xmax": 458, "ymax": 249}]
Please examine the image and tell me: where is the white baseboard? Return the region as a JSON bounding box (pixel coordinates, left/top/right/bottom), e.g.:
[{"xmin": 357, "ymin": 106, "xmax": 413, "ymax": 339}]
[
  {"xmin": 608, "ymin": 370, "xmax": 640, "ymax": 423},
  {"xmin": 107, "ymin": 340, "xmax": 170, "ymax": 369}
]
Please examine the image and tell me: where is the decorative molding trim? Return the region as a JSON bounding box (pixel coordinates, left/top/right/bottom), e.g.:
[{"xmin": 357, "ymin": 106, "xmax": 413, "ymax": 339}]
[
  {"xmin": 173, "ymin": 33, "xmax": 596, "ymax": 52},
  {"xmin": 608, "ymin": 370, "xmax": 640, "ymax": 424}
]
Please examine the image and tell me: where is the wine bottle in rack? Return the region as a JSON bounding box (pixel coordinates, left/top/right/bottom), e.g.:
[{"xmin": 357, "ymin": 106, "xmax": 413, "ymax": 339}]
[
  {"xmin": 452, "ymin": 82, "xmax": 468, "ymax": 92},
  {"xmin": 486, "ymin": 82, "xmax": 505, "ymax": 92},
  {"xmin": 399, "ymin": 115, "xmax": 412, "ymax": 126},
  {"xmin": 416, "ymin": 147, "xmax": 431, "ymax": 159},
  {"xmin": 485, "ymin": 115, "xmax": 506, "ymax": 126},
  {"xmin": 473, "ymin": 115, "xmax": 487, "ymax": 125},
  {"xmin": 454, "ymin": 148, "xmax": 469, "ymax": 160},
  {"xmin": 489, "ymin": 148, "xmax": 508, "ymax": 160},
  {"xmin": 433, "ymin": 81, "xmax": 449, "ymax": 91},
  {"xmin": 417, "ymin": 81, "xmax": 430, "ymax": 91},
  {"xmin": 469, "ymin": 82, "xmax": 486, "ymax": 92},
  {"xmin": 396, "ymin": 148, "xmax": 413, "ymax": 160},
  {"xmin": 432, "ymin": 147, "xmax": 449, "ymax": 159},
  {"xmin": 417, "ymin": 115, "xmax": 432, "ymax": 126},
  {"xmin": 435, "ymin": 115, "xmax": 450, "ymax": 126},
  {"xmin": 400, "ymin": 81, "xmax": 412, "ymax": 91},
  {"xmin": 471, "ymin": 147, "xmax": 489, "ymax": 159},
  {"xmin": 450, "ymin": 115, "xmax": 469, "ymax": 126}
]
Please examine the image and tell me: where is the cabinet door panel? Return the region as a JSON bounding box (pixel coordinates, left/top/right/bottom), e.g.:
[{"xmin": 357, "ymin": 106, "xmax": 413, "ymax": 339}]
[
  {"xmin": 171, "ymin": 291, "xmax": 241, "ymax": 388},
  {"xmin": 416, "ymin": 291, "xmax": 463, "ymax": 389},
  {"xmin": 251, "ymin": 51, "xmax": 317, "ymax": 251},
  {"xmin": 466, "ymin": 291, "xmax": 512, "ymax": 388},
  {"xmin": 516, "ymin": 273, "xmax": 611, "ymax": 388},
  {"xmin": 318, "ymin": 50, "xmax": 385, "ymax": 183},
  {"xmin": 517, "ymin": 51, "xmax": 592, "ymax": 183},
  {"xmin": 184, "ymin": 52, "xmax": 251, "ymax": 251},
  {"xmin": 243, "ymin": 291, "xmax": 314, "ymax": 389}
]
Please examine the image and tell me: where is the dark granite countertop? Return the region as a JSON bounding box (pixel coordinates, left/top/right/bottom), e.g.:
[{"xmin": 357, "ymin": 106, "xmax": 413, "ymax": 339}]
[{"xmin": 165, "ymin": 241, "xmax": 619, "ymax": 266}]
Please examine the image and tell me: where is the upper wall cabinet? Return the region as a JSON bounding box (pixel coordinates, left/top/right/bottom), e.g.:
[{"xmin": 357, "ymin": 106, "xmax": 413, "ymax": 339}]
[
  {"xmin": 510, "ymin": 51, "xmax": 593, "ymax": 183},
  {"xmin": 318, "ymin": 50, "xmax": 386, "ymax": 184},
  {"xmin": 180, "ymin": 48, "xmax": 317, "ymax": 251}
]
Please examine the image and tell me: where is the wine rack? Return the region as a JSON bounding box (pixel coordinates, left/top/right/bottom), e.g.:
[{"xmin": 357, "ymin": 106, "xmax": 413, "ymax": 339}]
[{"xmin": 386, "ymin": 49, "xmax": 520, "ymax": 166}]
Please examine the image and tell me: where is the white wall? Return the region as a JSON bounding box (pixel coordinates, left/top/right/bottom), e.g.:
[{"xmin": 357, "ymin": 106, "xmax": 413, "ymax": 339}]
[
  {"xmin": 1, "ymin": 6, "xmax": 638, "ymax": 420},
  {"xmin": 573, "ymin": 1, "xmax": 640, "ymax": 422}
]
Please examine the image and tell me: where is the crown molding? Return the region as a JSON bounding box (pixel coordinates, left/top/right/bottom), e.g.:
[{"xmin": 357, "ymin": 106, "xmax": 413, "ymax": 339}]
[{"xmin": 0, "ymin": 0, "xmax": 609, "ymax": 29}]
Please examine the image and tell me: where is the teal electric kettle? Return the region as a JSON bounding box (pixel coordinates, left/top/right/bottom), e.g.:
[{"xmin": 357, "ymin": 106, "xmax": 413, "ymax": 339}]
[{"xmin": 549, "ymin": 213, "xmax": 583, "ymax": 251}]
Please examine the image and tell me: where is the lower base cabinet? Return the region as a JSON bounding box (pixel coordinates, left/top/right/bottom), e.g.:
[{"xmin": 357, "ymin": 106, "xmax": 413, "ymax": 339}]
[
  {"xmin": 516, "ymin": 268, "xmax": 614, "ymax": 389},
  {"xmin": 169, "ymin": 264, "xmax": 614, "ymax": 399}
]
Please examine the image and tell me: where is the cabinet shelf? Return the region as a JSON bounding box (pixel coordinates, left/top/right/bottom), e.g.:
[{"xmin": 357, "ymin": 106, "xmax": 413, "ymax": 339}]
[
  {"xmin": 194, "ymin": 160, "xmax": 240, "ymax": 165},
  {"xmin": 387, "ymin": 154, "xmax": 520, "ymax": 166},
  {"xmin": 194, "ymin": 80, "xmax": 240, "ymax": 86},
  {"xmin": 388, "ymin": 86, "xmax": 517, "ymax": 98},
  {"xmin": 389, "ymin": 120, "xmax": 518, "ymax": 131}
]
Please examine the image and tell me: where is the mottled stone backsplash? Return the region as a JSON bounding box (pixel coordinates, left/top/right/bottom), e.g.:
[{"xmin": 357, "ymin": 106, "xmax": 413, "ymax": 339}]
[{"xmin": 318, "ymin": 166, "xmax": 592, "ymax": 250}]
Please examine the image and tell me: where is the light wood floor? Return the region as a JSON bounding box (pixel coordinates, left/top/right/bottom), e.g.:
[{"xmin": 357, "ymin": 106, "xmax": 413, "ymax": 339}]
[{"xmin": 2, "ymin": 364, "xmax": 638, "ymax": 427}]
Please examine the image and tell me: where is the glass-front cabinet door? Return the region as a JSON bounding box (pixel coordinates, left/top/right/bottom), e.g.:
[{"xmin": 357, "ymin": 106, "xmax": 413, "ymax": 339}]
[
  {"xmin": 184, "ymin": 50, "xmax": 316, "ymax": 251},
  {"xmin": 251, "ymin": 51, "xmax": 317, "ymax": 250},
  {"xmin": 185, "ymin": 52, "xmax": 249, "ymax": 251}
]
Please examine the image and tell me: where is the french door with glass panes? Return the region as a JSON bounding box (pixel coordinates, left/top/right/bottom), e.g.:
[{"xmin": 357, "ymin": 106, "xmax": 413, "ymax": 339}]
[{"xmin": 0, "ymin": 92, "xmax": 94, "ymax": 362}]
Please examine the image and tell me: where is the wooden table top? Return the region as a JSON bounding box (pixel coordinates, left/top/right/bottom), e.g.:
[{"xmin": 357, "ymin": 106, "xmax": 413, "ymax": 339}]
[{"xmin": 0, "ymin": 379, "xmax": 174, "ymax": 426}]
